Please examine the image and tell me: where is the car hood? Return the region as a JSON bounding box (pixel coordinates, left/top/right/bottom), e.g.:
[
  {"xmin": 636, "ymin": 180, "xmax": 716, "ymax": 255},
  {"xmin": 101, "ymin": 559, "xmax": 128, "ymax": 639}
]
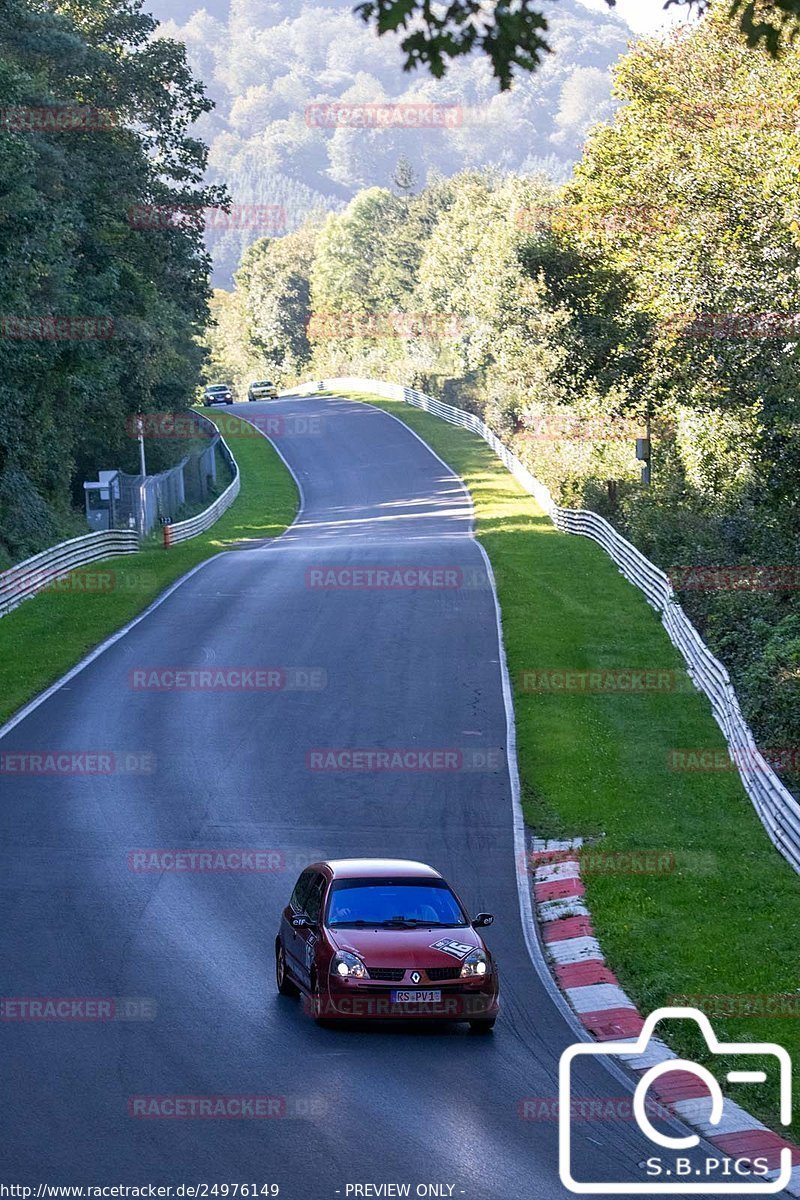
[{"xmin": 327, "ymin": 925, "xmax": 483, "ymax": 966}]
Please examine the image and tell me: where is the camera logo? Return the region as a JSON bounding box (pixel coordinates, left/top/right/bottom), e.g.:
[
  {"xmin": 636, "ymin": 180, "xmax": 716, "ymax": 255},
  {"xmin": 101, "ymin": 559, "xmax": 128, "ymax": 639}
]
[{"xmin": 559, "ymin": 1006, "xmax": 793, "ymax": 1193}]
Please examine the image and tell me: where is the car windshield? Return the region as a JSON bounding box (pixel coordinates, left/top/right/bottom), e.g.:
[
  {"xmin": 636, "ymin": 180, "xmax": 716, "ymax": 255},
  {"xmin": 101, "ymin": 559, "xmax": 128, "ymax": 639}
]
[
  {"xmin": 326, "ymin": 878, "xmax": 467, "ymax": 928},
  {"xmin": 207, "ymin": 386, "xmax": 228, "ymax": 392}
]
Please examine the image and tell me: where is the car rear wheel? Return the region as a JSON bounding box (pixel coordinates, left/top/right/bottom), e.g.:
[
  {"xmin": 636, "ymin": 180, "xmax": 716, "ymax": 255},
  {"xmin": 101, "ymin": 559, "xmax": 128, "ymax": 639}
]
[
  {"xmin": 469, "ymin": 1018, "xmax": 496, "ymax": 1034},
  {"xmin": 275, "ymin": 941, "xmax": 298, "ymax": 997}
]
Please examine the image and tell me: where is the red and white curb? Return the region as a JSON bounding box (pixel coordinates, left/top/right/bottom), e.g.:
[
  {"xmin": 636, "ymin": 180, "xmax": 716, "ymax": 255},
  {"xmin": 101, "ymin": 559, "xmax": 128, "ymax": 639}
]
[{"xmin": 529, "ymin": 838, "xmax": 800, "ymax": 1194}]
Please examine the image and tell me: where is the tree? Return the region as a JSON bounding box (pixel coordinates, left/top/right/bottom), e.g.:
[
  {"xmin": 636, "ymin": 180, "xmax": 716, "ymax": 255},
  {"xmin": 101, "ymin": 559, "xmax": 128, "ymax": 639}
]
[
  {"xmin": 240, "ymin": 225, "xmax": 319, "ymax": 382},
  {"xmin": 565, "ymin": 1, "xmax": 800, "ymax": 518},
  {"xmin": 310, "ymin": 188, "xmax": 407, "ymax": 315},
  {"xmin": 0, "ymin": 0, "xmax": 221, "ymax": 561},
  {"xmin": 392, "ymin": 155, "xmax": 418, "ymax": 195},
  {"xmin": 354, "ymin": 0, "xmax": 800, "ymax": 89}
]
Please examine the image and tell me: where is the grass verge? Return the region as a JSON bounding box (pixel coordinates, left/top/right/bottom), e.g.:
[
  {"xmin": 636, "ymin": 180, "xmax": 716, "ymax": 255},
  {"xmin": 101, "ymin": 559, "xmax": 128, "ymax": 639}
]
[
  {"xmin": 341, "ymin": 389, "xmax": 800, "ymax": 1136},
  {"xmin": 0, "ymin": 409, "xmax": 298, "ymax": 727}
]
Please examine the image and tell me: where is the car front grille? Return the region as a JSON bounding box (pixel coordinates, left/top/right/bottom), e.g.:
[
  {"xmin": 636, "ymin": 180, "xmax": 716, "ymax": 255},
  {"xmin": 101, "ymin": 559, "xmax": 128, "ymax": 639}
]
[{"xmin": 366, "ymin": 966, "xmax": 463, "ymax": 982}]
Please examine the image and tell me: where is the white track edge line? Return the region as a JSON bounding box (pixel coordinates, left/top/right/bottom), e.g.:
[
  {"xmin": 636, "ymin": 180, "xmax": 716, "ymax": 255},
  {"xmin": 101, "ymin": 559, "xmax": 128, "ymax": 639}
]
[
  {"xmin": 0, "ymin": 558, "xmax": 219, "ymax": 743},
  {"xmin": 345, "ymin": 393, "xmax": 598, "ymax": 1042},
  {"xmin": 236, "ymin": 408, "xmax": 308, "ymax": 516},
  {"xmin": 0, "ymin": 407, "xmax": 306, "ymax": 744}
]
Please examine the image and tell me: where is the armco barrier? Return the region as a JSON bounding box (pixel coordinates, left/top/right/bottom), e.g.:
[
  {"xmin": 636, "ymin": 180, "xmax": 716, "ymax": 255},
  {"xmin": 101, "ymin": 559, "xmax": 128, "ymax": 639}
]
[
  {"xmin": 289, "ymin": 376, "xmax": 800, "ymax": 875},
  {"xmin": 165, "ymin": 414, "xmax": 240, "ymax": 545},
  {"xmin": 0, "ymin": 413, "xmax": 241, "ymax": 616},
  {"xmin": 0, "ymin": 530, "xmax": 140, "ymax": 619}
]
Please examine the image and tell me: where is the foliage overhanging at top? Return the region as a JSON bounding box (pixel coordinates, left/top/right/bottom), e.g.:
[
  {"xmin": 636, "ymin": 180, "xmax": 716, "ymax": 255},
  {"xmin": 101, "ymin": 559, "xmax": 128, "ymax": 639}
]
[{"xmin": 354, "ymin": 0, "xmax": 800, "ymax": 89}]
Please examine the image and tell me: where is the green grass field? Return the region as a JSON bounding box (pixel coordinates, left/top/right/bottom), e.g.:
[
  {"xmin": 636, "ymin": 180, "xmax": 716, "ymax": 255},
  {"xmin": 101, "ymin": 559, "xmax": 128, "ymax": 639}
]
[
  {"xmin": 342, "ymin": 389, "xmax": 800, "ymax": 1137},
  {"xmin": 0, "ymin": 409, "xmax": 298, "ymax": 727}
]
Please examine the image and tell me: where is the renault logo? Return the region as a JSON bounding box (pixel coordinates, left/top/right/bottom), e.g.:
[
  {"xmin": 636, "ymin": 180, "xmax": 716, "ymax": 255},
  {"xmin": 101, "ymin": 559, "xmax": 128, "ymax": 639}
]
[{"xmin": 410, "ymin": 971, "xmax": 421, "ymax": 984}]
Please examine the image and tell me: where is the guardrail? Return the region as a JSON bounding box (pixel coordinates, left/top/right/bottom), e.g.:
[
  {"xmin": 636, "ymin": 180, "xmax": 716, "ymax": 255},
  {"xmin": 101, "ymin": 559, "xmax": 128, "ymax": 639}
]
[
  {"xmin": 0, "ymin": 530, "xmax": 140, "ymax": 619},
  {"xmin": 294, "ymin": 375, "xmax": 800, "ymax": 875},
  {"xmin": 165, "ymin": 414, "xmax": 240, "ymax": 545},
  {"xmin": 1, "ymin": 413, "xmax": 243, "ymax": 616}
]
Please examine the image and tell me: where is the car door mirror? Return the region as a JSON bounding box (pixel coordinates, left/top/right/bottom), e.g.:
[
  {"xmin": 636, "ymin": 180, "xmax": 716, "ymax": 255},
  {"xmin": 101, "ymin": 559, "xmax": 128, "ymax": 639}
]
[
  {"xmin": 291, "ymin": 912, "xmax": 313, "ymax": 928},
  {"xmin": 472, "ymin": 913, "xmax": 494, "ymax": 928}
]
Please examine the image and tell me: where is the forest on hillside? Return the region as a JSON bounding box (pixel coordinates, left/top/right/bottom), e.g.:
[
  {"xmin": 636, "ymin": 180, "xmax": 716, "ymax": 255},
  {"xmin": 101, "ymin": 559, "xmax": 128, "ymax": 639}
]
[
  {"xmin": 207, "ymin": 3, "xmax": 800, "ymax": 786},
  {"xmin": 149, "ymin": 0, "xmax": 631, "ymax": 283}
]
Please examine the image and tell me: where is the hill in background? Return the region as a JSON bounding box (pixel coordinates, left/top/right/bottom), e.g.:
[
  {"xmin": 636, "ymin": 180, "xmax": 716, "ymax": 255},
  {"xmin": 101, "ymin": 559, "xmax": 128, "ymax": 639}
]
[{"xmin": 149, "ymin": 0, "xmax": 632, "ymax": 284}]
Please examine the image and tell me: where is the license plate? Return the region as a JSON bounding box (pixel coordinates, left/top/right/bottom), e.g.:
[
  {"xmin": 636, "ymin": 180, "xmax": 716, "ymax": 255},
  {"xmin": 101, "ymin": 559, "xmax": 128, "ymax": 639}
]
[{"xmin": 390, "ymin": 989, "xmax": 442, "ymax": 1004}]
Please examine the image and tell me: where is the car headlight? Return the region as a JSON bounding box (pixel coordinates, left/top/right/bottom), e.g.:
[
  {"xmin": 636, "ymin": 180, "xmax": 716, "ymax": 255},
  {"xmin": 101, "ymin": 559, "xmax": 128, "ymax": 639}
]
[
  {"xmin": 461, "ymin": 949, "xmax": 489, "ymax": 978},
  {"xmin": 331, "ymin": 951, "xmax": 369, "ymax": 979}
]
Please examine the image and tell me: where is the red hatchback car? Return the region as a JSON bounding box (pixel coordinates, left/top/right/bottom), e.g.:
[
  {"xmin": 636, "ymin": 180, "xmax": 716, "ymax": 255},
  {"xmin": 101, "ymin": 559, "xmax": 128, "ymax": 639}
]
[{"xmin": 275, "ymin": 858, "xmax": 499, "ymax": 1031}]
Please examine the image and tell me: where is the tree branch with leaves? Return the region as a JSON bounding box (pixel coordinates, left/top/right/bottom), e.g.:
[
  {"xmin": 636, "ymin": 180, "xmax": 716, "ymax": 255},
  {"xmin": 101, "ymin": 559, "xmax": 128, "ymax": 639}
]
[{"xmin": 354, "ymin": 0, "xmax": 800, "ymax": 89}]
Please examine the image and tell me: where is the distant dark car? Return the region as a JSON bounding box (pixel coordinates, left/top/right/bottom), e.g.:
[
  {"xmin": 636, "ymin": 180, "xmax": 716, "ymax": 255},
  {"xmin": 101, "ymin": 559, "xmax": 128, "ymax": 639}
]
[
  {"xmin": 276, "ymin": 858, "xmax": 499, "ymax": 1031},
  {"xmin": 248, "ymin": 380, "xmax": 278, "ymax": 401},
  {"xmin": 203, "ymin": 384, "xmax": 234, "ymax": 406}
]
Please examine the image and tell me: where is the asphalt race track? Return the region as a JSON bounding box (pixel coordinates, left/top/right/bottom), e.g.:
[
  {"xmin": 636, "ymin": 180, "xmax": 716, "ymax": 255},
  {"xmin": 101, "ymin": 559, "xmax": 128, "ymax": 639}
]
[{"xmin": 0, "ymin": 395, "xmax": 752, "ymax": 1198}]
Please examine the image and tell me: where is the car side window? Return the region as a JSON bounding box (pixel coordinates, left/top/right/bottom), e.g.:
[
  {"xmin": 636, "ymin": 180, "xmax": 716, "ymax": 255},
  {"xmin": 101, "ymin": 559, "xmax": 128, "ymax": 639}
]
[
  {"xmin": 304, "ymin": 873, "xmax": 327, "ymax": 924},
  {"xmin": 290, "ymin": 869, "xmax": 314, "ymax": 913}
]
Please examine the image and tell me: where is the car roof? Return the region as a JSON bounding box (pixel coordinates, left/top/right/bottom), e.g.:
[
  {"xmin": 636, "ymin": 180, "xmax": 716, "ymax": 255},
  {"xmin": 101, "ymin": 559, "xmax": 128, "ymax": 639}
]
[{"xmin": 318, "ymin": 858, "xmax": 443, "ymax": 880}]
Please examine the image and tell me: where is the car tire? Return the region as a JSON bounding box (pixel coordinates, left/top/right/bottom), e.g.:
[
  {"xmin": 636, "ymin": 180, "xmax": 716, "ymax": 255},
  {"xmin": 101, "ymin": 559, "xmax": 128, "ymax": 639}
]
[
  {"xmin": 468, "ymin": 1018, "xmax": 496, "ymax": 1034},
  {"xmin": 275, "ymin": 940, "xmax": 298, "ymax": 997},
  {"xmin": 310, "ymin": 972, "xmax": 336, "ymax": 1027}
]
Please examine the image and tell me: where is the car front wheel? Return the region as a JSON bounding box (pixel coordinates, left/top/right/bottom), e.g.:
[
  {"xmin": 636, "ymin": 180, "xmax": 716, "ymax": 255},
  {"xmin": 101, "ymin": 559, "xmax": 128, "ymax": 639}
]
[
  {"xmin": 275, "ymin": 940, "xmax": 298, "ymax": 997},
  {"xmin": 310, "ymin": 972, "xmax": 337, "ymax": 1027}
]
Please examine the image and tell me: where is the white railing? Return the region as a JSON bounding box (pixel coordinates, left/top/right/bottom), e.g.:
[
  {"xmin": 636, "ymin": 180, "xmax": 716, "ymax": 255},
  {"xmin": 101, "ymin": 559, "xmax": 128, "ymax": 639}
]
[
  {"xmin": 294, "ymin": 376, "xmax": 800, "ymax": 875},
  {"xmin": 0, "ymin": 530, "xmax": 140, "ymax": 619},
  {"xmin": 0, "ymin": 414, "xmax": 243, "ymax": 615},
  {"xmin": 164, "ymin": 413, "xmax": 240, "ymax": 545}
]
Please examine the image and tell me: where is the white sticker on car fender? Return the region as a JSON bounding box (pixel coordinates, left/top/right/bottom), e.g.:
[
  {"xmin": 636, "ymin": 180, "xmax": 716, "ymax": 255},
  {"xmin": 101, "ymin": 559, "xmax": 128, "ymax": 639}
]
[{"xmin": 430, "ymin": 938, "xmax": 474, "ymax": 959}]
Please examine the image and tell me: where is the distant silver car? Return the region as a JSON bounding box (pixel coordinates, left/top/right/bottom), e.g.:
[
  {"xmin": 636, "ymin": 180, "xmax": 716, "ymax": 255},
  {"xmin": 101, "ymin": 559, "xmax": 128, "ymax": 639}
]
[
  {"xmin": 248, "ymin": 380, "xmax": 278, "ymax": 401},
  {"xmin": 203, "ymin": 384, "xmax": 234, "ymax": 406}
]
